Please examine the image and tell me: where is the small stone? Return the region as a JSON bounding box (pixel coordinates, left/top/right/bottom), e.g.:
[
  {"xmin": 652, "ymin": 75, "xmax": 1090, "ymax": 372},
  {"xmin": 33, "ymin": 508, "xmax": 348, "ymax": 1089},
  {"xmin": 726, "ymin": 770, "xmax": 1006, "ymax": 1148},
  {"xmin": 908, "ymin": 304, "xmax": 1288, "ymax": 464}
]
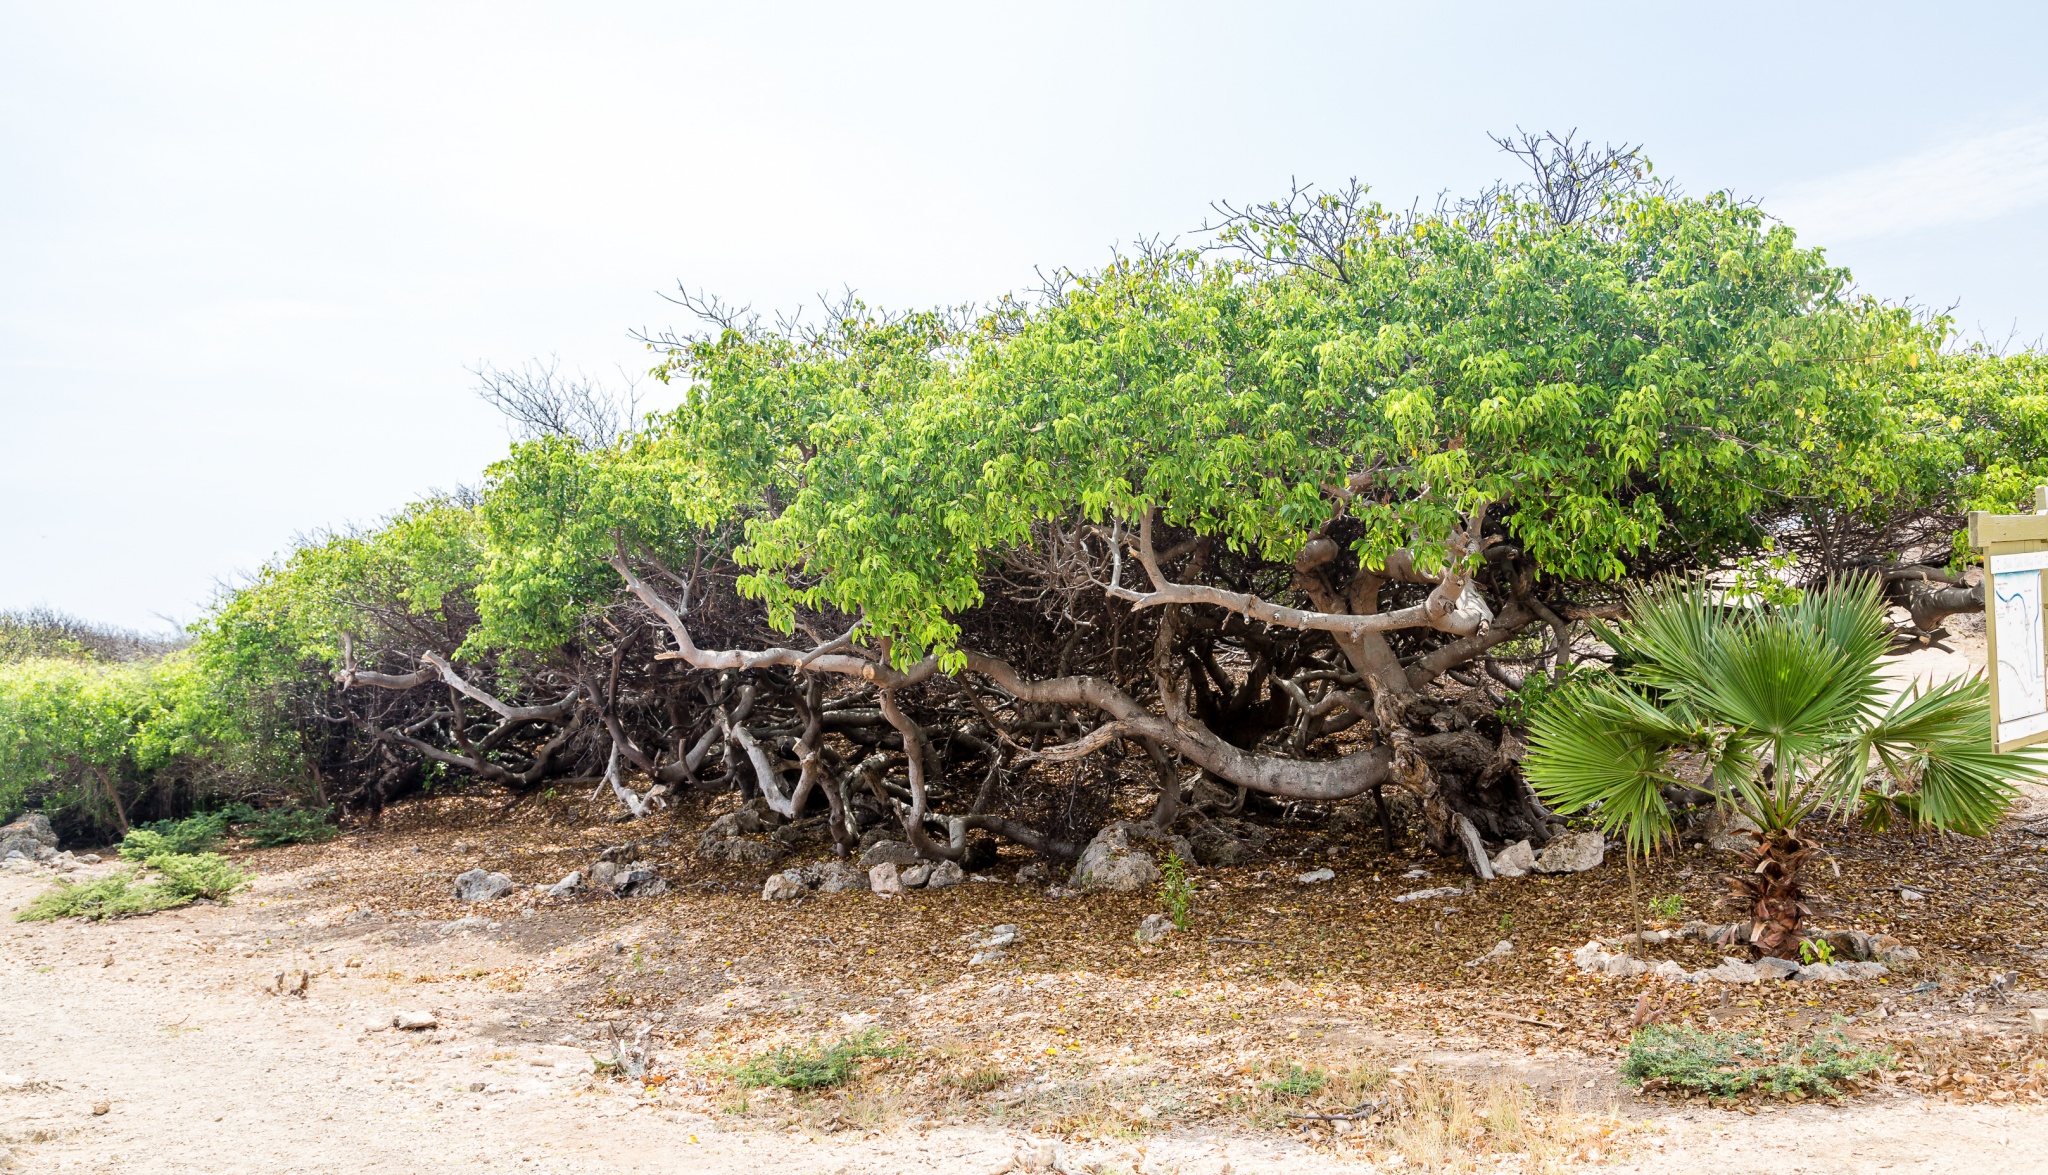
[
  {"xmin": 900, "ymin": 863, "xmax": 933, "ymax": 888},
  {"xmin": 924, "ymin": 860, "xmax": 966, "ymax": 889},
  {"xmin": 1489, "ymin": 840, "xmax": 1536, "ymax": 878},
  {"xmin": 1462, "ymin": 940, "xmax": 1513, "ymax": 968},
  {"xmin": 761, "ymin": 871, "xmax": 806, "ymax": 902},
  {"xmin": 395, "ymin": 1011, "xmax": 438, "ymax": 1031},
  {"xmin": 1756, "ymin": 956, "xmax": 1802, "ymax": 979},
  {"xmin": 544, "ymin": 872, "xmax": 582, "ymax": 898},
  {"xmin": 1533, "ymin": 831, "xmax": 1605, "ymax": 874},
  {"xmin": 611, "ymin": 868, "xmax": 668, "ymax": 898},
  {"xmin": 1134, "ymin": 913, "xmax": 1176, "ymax": 944},
  {"xmin": 968, "ymin": 949, "xmax": 1007, "ymax": 966},
  {"xmin": 962, "ymin": 924, "xmax": 1020, "ymax": 950},
  {"xmin": 90, "ymin": 1101, "xmax": 109, "ymax": 1116},
  {"xmin": 452, "ymin": 870, "xmax": 516, "ymax": 903},
  {"xmin": 1696, "ymin": 809, "xmax": 1761, "ymax": 854},
  {"xmin": 1296, "ymin": 867, "xmax": 1335, "ymax": 884},
  {"xmin": 1650, "ymin": 959, "xmax": 1695, "ymax": 983},
  {"xmin": 1014, "ymin": 862, "xmax": 1050, "ymax": 886},
  {"xmin": 2029, "ymin": 1008, "xmax": 2048, "ymax": 1036},
  {"xmin": 1707, "ymin": 959, "xmax": 1762, "ymax": 984},
  {"xmin": 1392, "ymin": 886, "xmax": 1463, "ymax": 904},
  {"xmin": 1899, "ymin": 888, "xmax": 1927, "ymax": 903},
  {"xmin": 803, "ymin": 861, "xmax": 870, "ymax": 893},
  {"xmin": 1069, "ymin": 824, "xmax": 1161, "ymax": 893},
  {"xmin": 870, "ymin": 863, "xmax": 904, "ymax": 897},
  {"xmin": 362, "ymin": 1013, "xmax": 395, "ymax": 1033}
]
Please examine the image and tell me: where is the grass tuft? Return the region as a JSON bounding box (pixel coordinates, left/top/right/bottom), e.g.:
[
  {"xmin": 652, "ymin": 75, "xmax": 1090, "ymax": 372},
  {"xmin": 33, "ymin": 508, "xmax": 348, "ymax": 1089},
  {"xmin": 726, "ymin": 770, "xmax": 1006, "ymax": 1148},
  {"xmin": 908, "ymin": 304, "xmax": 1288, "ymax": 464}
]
[
  {"xmin": 727, "ymin": 1030, "xmax": 903, "ymax": 1090},
  {"xmin": 1622, "ymin": 1024, "xmax": 1891, "ymax": 1099}
]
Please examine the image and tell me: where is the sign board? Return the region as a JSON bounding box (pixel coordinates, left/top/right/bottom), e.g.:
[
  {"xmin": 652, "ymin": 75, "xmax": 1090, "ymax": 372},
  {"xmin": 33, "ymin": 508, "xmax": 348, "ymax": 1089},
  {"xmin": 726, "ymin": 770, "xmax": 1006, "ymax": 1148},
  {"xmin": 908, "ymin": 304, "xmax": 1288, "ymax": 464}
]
[{"xmin": 1969, "ymin": 487, "xmax": 2048, "ymax": 752}]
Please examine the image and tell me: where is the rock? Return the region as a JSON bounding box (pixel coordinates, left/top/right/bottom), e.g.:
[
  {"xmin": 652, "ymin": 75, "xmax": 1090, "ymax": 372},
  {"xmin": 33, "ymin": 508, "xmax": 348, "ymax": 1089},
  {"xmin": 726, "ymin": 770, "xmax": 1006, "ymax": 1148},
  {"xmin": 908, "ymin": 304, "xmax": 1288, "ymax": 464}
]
[
  {"xmin": 1650, "ymin": 960, "xmax": 1695, "ymax": 983},
  {"xmin": 1189, "ymin": 826, "xmax": 1261, "ymax": 867},
  {"xmin": 440, "ymin": 916, "xmax": 490, "ymax": 934},
  {"xmin": 0, "ymin": 813, "xmax": 56, "ymax": 850},
  {"xmin": 969, "ymin": 949, "xmax": 1007, "ymax": 966},
  {"xmin": 545, "ymin": 872, "xmax": 582, "ymax": 898},
  {"xmin": 1296, "ymin": 867, "xmax": 1335, "ymax": 884},
  {"xmin": 1796, "ymin": 961, "xmax": 1889, "ymax": 982},
  {"xmin": 453, "ymin": 869, "xmax": 516, "ymax": 903},
  {"xmin": 2029, "ymin": 1008, "xmax": 2048, "ymax": 1036},
  {"xmin": 1756, "ymin": 956, "xmax": 1801, "ymax": 979},
  {"xmin": 1462, "ymin": 940, "xmax": 1513, "ymax": 968},
  {"xmin": 91, "ymin": 1101, "xmax": 109, "ymax": 1116},
  {"xmin": 1135, "ymin": 913, "xmax": 1176, "ymax": 944},
  {"xmin": 78, "ymin": 853, "xmax": 99, "ymax": 864},
  {"xmin": 860, "ymin": 840, "xmax": 923, "ymax": 869},
  {"xmin": 698, "ymin": 837, "xmax": 788, "ymax": 865},
  {"xmin": 1695, "ymin": 809, "xmax": 1761, "ymax": 854},
  {"xmin": 394, "ymin": 1010, "xmax": 438, "ymax": 1031},
  {"xmin": 870, "ymin": 863, "xmax": 904, "ymax": 897},
  {"xmin": 1489, "ymin": 840, "xmax": 1537, "ymax": 878},
  {"xmin": 1069, "ymin": 825, "xmax": 1160, "ymax": 893},
  {"xmin": 963, "ymin": 924, "xmax": 1020, "ymax": 951},
  {"xmin": 1706, "ymin": 959, "xmax": 1762, "ymax": 984},
  {"xmin": 925, "ymin": 860, "xmax": 966, "ymax": 889},
  {"xmin": 1392, "ymin": 886, "xmax": 1463, "ymax": 904},
  {"xmin": 1899, "ymin": 888, "xmax": 1927, "ymax": 903},
  {"xmin": 32, "ymin": 845, "xmax": 55, "ymax": 862},
  {"xmin": 612, "ymin": 868, "xmax": 668, "ymax": 898},
  {"xmin": 1015, "ymin": 862, "xmax": 1051, "ymax": 886},
  {"xmin": 1877, "ymin": 941, "xmax": 1921, "ymax": 964},
  {"xmin": 900, "ymin": 863, "xmax": 933, "ymax": 888},
  {"xmin": 803, "ymin": 861, "xmax": 870, "ymax": 893},
  {"xmin": 1534, "ymin": 831, "xmax": 1605, "ymax": 874},
  {"xmin": 362, "ymin": 1013, "xmax": 397, "ymax": 1032},
  {"xmin": 588, "ymin": 861, "xmax": 620, "ymax": 887},
  {"xmin": 761, "ymin": 871, "xmax": 806, "ymax": 901}
]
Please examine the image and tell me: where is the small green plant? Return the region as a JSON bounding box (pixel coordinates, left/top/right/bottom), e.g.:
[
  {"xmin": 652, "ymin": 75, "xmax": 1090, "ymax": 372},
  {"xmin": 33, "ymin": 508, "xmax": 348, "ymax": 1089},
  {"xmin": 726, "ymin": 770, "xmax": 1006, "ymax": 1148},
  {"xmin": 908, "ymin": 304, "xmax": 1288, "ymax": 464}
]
[
  {"xmin": 1158, "ymin": 851, "xmax": 1195, "ymax": 931},
  {"xmin": 1798, "ymin": 937, "xmax": 1836, "ymax": 966},
  {"xmin": 944, "ymin": 1066, "xmax": 1009, "ymax": 1094},
  {"xmin": 1622, "ymin": 1024, "xmax": 1890, "ymax": 1099},
  {"xmin": 243, "ymin": 805, "xmax": 337, "ymax": 847},
  {"xmin": 727, "ymin": 1030, "xmax": 903, "ymax": 1090},
  {"xmin": 1261, "ymin": 1063, "xmax": 1327, "ymax": 1099},
  {"xmin": 1648, "ymin": 894, "xmax": 1683, "ymax": 920}
]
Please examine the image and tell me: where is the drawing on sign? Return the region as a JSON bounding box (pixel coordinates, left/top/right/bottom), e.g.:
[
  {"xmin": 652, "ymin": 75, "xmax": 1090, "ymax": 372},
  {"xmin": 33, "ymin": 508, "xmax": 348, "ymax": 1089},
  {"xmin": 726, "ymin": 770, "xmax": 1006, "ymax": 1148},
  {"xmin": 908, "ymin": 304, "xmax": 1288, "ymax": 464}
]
[{"xmin": 1995, "ymin": 569, "xmax": 2048, "ymax": 724}]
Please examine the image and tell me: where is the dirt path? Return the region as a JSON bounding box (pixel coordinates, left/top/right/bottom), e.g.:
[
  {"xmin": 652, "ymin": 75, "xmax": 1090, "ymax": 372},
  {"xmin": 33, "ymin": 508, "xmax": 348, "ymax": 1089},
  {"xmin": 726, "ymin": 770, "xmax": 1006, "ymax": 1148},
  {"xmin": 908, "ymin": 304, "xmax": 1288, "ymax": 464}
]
[{"xmin": 6, "ymin": 863, "xmax": 2048, "ymax": 1174}]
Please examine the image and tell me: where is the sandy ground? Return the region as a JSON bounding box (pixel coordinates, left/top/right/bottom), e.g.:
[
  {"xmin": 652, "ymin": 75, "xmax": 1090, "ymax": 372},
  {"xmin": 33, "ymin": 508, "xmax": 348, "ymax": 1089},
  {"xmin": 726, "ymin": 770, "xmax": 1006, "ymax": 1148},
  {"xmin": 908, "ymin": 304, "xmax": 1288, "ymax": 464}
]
[{"xmin": 4, "ymin": 859, "xmax": 2048, "ymax": 1175}]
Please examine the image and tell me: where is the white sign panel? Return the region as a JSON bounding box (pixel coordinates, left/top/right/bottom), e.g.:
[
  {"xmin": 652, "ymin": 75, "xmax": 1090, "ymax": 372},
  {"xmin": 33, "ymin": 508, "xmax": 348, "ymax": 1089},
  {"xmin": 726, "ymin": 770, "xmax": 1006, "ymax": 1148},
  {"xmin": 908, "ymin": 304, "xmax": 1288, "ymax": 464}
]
[{"xmin": 1994, "ymin": 567, "xmax": 2048, "ymax": 741}]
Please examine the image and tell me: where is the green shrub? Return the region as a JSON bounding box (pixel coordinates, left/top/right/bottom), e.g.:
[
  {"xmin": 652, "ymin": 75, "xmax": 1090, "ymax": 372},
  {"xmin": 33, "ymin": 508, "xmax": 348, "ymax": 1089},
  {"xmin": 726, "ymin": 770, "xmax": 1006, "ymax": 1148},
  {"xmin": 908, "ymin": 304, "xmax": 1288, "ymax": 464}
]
[
  {"xmin": 15, "ymin": 871, "xmax": 180, "ymax": 921},
  {"xmin": 242, "ymin": 805, "xmax": 336, "ymax": 847},
  {"xmin": 121, "ymin": 812, "xmax": 227, "ymax": 859},
  {"xmin": 146, "ymin": 851, "xmax": 247, "ymax": 900},
  {"xmin": 727, "ymin": 1030, "xmax": 902, "ymax": 1090},
  {"xmin": 1622, "ymin": 1025, "xmax": 1891, "ymax": 1099},
  {"xmin": 1262, "ymin": 1063, "xmax": 1328, "ymax": 1098}
]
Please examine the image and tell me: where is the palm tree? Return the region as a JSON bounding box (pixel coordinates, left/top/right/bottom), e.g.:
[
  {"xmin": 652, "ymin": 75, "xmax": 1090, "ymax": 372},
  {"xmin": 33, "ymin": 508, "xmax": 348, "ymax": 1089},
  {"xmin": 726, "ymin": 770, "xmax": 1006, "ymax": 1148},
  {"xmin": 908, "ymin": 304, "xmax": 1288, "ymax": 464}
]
[{"xmin": 1523, "ymin": 577, "xmax": 2045, "ymax": 958}]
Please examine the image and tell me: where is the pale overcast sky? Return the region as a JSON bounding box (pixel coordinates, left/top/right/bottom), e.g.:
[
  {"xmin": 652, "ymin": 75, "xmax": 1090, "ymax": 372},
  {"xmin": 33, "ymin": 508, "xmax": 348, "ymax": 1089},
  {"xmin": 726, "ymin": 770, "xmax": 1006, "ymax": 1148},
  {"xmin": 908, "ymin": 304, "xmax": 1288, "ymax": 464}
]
[{"xmin": 5, "ymin": 2, "xmax": 2048, "ymax": 631}]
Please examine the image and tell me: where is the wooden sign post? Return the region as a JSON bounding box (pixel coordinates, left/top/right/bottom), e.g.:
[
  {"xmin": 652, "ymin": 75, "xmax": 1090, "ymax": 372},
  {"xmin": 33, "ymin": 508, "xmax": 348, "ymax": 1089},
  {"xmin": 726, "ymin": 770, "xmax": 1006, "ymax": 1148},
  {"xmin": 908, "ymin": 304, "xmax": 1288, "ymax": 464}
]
[{"xmin": 1970, "ymin": 486, "xmax": 2048, "ymax": 752}]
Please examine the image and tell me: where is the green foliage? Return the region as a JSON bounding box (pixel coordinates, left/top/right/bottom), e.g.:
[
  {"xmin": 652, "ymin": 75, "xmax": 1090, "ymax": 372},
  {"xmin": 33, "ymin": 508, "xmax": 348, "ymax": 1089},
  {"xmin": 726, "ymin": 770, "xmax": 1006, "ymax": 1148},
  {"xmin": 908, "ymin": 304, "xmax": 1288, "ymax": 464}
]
[
  {"xmin": 1648, "ymin": 894, "xmax": 1684, "ymax": 920},
  {"xmin": 726, "ymin": 1030, "xmax": 903, "ymax": 1090},
  {"xmin": 1262, "ymin": 1063, "xmax": 1328, "ymax": 1099},
  {"xmin": 241, "ymin": 805, "xmax": 336, "ymax": 847},
  {"xmin": 1524, "ymin": 578, "xmax": 2048, "ymax": 852},
  {"xmin": 144, "ymin": 851, "xmax": 248, "ymax": 900},
  {"xmin": 1622, "ymin": 1024, "xmax": 1890, "ymax": 1098},
  {"xmin": 1798, "ymin": 937, "xmax": 1837, "ymax": 966},
  {"xmin": 1158, "ymin": 850, "xmax": 1195, "ymax": 931},
  {"xmin": 15, "ymin": 871, "xmax": 182, "ymax": 921},
  {"xmin": 121, "ymin": 812, "xmax": 228, "ymax": 859}
]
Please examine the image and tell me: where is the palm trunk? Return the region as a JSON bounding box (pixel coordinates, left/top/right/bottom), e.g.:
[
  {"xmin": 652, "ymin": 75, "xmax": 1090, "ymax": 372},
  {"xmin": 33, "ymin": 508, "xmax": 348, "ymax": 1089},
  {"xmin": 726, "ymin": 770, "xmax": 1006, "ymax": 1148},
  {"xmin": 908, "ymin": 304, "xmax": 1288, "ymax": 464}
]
[{"xmin": 1729, "ymin": 826, "xmax": 1812, "ymax": 959}]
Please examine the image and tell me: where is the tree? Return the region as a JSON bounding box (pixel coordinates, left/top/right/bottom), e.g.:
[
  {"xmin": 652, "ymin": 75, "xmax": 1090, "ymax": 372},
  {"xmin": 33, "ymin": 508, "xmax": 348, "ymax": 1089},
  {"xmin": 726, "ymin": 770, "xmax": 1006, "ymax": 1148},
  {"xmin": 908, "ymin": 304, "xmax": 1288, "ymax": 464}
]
[{"xmin": 1521, "ymin": 578, "xmax": 2045, "ymax": 957}]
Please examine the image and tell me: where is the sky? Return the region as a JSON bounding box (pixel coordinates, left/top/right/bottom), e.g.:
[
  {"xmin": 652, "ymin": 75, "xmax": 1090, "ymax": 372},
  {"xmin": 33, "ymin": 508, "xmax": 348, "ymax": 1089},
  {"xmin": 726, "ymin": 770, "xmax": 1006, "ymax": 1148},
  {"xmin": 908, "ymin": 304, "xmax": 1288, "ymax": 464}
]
[{"xmin": 5, "ymin": 2, "xmax": 2048, "ymax": 632}]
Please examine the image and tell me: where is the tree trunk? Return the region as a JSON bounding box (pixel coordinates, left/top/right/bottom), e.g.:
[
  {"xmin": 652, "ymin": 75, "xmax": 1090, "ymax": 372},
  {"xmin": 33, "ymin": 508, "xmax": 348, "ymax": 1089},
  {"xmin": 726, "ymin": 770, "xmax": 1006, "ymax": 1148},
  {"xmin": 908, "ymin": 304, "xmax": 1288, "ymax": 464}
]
[{"xmin": 1730, "ymin": 826, "xmax": 1813, "ymax": 959}]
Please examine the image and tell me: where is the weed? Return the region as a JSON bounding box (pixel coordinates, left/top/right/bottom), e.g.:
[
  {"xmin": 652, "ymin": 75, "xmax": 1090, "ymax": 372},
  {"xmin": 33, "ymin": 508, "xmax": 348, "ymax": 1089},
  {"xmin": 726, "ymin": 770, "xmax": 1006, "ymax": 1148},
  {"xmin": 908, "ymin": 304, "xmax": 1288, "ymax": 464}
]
[
  {"xmin": 1158, "ymin": 851, "xmax": 1195, "ymax": 931},
  {"xmin": 945, "ymin": 1067, "xmax": 1009, "ymax": 1095},
  {"xmin": 121, "ymin": 813, "xmax": 227, "ymax": 859},
  {"xmin": 1798, "ymin": 937, "xmax": 1836, "ymax": 966},
  {"xmin": 1262, "ymin": 1063, "xmax": 1327, "ymax": 1099},
  {"xmin": 1648, "ymin": 894, "xmax": 1684, "ymax": 920},
  {"xmin": 728, "ymin": 1030, "xmax": 904, "ymax": 1090},
  {"xmin": 1622, "ymin": 1024, "xmax": 1890, "ymax": 1099}
]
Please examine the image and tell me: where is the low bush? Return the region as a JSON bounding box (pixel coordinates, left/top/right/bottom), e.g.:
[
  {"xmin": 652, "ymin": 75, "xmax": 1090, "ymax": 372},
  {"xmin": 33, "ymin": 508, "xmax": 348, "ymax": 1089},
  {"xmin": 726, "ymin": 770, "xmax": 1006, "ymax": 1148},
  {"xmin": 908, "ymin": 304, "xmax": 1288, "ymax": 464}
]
[
  {"xmin": 1622, "ymin": 1024, "xmax": 1891, "ymax": 1099},
  {"xmin": 16, "ymin": 871, "xmax": 180, "ymax": 921},
  {"xmin": 120, "ymin": 812, "xmax": 228, "ymax": 859},
  {"xmin": 728, "ymin": 1030, "xmax": 903, "ymax": 1090},
  {"xmin": 242, "ymin": 804, "xmax": 336, "ymax": 847},
  {"xmin": 146, "ymin": 851, "xmax": 247, "ymax": 900}
]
